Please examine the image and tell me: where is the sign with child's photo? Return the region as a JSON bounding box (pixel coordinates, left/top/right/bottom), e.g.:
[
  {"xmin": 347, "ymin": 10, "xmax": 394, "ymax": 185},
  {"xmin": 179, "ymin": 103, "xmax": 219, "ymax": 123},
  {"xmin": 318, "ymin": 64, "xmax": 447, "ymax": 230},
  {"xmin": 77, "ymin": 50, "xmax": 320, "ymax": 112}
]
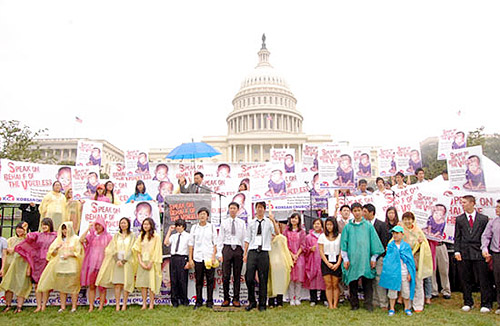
[
  {"xmin": 80, "ymin": 200, "xmax": 161, "ymax": 236},
  {"xmin": 447, "ymin": 146, "xmax": 486, "ymax": 192},
  {"xmin": 412, "ymin": 190, "xmax": 452, "ymax": 242},
  {"xmin": 437, "ymin": 128, "xmax": 468, "ymax": 160},
  {"xmin": 76, "ymin": 140, "xmax": 103, "ymax": 167},
  {"xmin": 395, "ymin": 145, "xmax": 422, "ymax": 176}
]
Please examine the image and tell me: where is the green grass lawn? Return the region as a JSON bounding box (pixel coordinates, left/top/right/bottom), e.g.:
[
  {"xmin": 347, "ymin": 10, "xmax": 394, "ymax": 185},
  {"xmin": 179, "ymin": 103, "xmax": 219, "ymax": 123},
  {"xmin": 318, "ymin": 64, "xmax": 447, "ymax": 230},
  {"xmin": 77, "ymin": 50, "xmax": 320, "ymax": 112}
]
[{"xmin": 0, "ymin": 294, "xmax": 498, "ymax": 326}]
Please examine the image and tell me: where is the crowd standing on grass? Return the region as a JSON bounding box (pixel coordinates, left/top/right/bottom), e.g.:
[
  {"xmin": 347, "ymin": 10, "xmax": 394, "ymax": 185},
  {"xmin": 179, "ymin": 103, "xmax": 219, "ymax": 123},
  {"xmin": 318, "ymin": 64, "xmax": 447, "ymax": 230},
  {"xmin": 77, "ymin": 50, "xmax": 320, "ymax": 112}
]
[{"xmin": 1, "ymin": 172, "xmax": 500, "ymax": 318}]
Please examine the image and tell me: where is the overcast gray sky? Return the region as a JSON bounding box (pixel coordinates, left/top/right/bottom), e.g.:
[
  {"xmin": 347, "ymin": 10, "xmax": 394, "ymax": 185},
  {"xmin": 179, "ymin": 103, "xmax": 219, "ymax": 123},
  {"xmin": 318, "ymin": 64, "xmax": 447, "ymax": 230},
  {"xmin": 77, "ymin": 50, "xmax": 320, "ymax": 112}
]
[{"xmin": 1, "ymin": 0, "xmax": 499, "ymax": 151}]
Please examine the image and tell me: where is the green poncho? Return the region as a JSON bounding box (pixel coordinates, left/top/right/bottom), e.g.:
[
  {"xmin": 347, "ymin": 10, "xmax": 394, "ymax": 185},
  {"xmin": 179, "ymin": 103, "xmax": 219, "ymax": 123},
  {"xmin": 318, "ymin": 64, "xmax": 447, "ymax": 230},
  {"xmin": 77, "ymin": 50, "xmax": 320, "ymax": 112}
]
[{"xmin": 340, "ymin": 218, "xmax": 384, "ymax": 284}]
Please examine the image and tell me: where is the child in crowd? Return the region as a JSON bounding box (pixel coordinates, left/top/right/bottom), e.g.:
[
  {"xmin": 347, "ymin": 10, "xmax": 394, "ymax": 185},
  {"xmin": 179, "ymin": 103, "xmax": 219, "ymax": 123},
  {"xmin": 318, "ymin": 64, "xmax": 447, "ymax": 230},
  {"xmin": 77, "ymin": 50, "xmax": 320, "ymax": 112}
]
[
  {"xmin": 303, "ymin": 218, "xmax": 326, "ymax": 307},
  {"xmin": 96, "ymin": 217, "xmax": 136, "ymax": 311},
  {"xmin": 379, "ymin": 225, "xmax": 416, "ymax": 316},
  {"xmin": 283, "ymin": 213, "xmax": 306, "ymax": 305},
  {"xmin": 37, "ymin": 222, "xmax": 84, "ymax": 313},
  {"xmin": 80, "ymin": 217, "xmax": 112, "ymax": 312},
  {"xmin": 0, "ymin": 223, "xmax": 31, "ymax": 313},
  {"xmin": 15, "ymin": 218, "xmax": 57, "ymax": 312},
  {"xmin": 133, "ymin": 218, "xmax": 162, "ymax": 310},
  {"xmin": 318, "ymin": 218, "xmax": 342, "ymax": 309}
]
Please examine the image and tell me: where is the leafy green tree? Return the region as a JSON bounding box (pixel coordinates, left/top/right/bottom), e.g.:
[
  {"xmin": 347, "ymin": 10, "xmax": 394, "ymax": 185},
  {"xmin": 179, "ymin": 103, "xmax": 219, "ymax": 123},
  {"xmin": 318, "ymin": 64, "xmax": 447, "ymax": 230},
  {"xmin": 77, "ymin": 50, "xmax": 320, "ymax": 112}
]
[{"xmin": 0, "ymin": 120, "xmax": 51, "ymax": 163}]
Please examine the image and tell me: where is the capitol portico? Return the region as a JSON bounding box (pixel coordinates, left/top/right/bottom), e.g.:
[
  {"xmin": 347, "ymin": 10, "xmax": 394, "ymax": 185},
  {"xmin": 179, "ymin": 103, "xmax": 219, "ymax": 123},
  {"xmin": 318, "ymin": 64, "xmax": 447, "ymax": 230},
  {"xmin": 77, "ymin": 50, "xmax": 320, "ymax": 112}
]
[{"xmin": 202, "ymin": 35, "xmax": 332, "ymax": 162}]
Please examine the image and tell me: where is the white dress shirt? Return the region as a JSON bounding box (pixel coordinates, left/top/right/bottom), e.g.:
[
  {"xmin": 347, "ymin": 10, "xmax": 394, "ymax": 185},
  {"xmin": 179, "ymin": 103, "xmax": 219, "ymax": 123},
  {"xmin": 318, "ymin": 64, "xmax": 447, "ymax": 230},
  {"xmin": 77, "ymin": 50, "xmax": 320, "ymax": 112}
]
[
  {"xmin": 245, "ymin": 217, "xmax": 275, "ymax": 251},
  {"xmin": 170, "ymin": 231, "xmax": 190, "ymax": 256},
  {"xmin": 189, "ymin": 222, "xmax": 216, "ymax": 262},
  {"xmin": 219, "ymin": 216, "xmax": 246, "ymax": 248}
]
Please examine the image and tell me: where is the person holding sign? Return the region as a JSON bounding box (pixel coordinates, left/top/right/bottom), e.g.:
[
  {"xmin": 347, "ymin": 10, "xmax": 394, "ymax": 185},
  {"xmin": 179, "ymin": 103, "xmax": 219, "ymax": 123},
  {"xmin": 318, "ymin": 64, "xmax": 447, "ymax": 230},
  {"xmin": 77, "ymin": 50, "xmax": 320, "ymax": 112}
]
[
  {"xmin": 244, "ymin": 201, "xmax": 280, "ymax": 311},
  {"xmin": 340, "ymin": 203, "xmax": 384, "ymax": 312},
  {"xmin": 96, "ymin": 217, "xmax": 136, "ymax": 311},
  {"xmin": 189, "ymin": 207, "xmax": 218, "ymax": 310},
  {"xmin": 318, "ymin": 218, "xmax": 342, "ymax": 309},
  {"xmin": 218, "ymin": 202, "xmax": 246, "ymax": 307},
  {"xmin": 133, "ymin": 218, "xmax": 162, "ymax": 310},
  {"xmin": 164, "ymin": 219, "xmax": 190, "ymax": 308},
  {"xmin": 80, "ymin": 217, "xmax": 112, "ymax": 312},
  {"xmin": 454, "ymin": 195, "xmax": 492, "ymax": 313},
  {"xmin": 179, "ymin": 172, "xmax": 211, "ymax": 194},
  {"xmin": 37, "ymin": 221, "xmax": 84, "ymax": 313}
]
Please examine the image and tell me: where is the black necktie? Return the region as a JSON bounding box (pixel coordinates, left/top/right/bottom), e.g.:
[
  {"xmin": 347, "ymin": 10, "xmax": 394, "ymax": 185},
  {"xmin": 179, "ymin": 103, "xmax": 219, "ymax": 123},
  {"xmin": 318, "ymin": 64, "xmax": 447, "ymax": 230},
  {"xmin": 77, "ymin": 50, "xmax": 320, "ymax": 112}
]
[
  {"xmin": 175, "ymin": 233, "xmax": 181, "ymax": 253},
  {"xmin": 257, "ymin": 220, "xmax": 263, "ymax": 251}
]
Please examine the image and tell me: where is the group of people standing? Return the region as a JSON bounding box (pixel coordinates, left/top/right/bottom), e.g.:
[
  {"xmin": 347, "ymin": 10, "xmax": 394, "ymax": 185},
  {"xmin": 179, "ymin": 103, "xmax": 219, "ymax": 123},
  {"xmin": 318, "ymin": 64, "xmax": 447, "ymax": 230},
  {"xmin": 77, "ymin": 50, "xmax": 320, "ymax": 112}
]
[{"xmin": 1, "ymin": 173, "xmax": 500, "ymax": 318}]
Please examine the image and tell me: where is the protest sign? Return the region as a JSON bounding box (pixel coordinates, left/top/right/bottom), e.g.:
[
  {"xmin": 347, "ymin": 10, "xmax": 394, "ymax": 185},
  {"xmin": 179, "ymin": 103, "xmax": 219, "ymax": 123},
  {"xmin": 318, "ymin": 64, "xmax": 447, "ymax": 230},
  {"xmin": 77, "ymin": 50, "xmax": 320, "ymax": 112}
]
[
  {"xmin": 438, "ymin": 129, "xmax": 468, "ymax": 160},
  {"xmin": 302, "ymin": 144, "xmax": 319, "ymax": 173},
  {"xmin": 271, "ymin": 148, "xmax": 296, "ymax": 173},
  {"xmin": 353, "ymin": 147, "xmax": 372, "ymax": 180},
  {"xmin": 76, "ymin": 140, "xmax": 103, "ymax": 167},
  {"xmin": 448, "ymin": 146, "xmax": 486, "ymax": 192}
]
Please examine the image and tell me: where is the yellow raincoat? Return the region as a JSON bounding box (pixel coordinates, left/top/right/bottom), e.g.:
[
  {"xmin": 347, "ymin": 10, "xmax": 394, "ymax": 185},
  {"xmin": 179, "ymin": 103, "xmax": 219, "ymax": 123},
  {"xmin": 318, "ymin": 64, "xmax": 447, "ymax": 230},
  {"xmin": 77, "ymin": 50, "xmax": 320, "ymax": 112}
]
[
  {"xmin": 401, "ymin": 222, "xmax": 433, "ymax": 279},
  {"xmin": 63, "ymin": 200, "xmax": 82, "ymax": 234},
  {"xmin": 40, "ymin": 191, "xmax": 66, "ymax": 230},
  {"xmin": 268, "ymin": 234, "xmax": 294, "ymax": 297},
  {"xmin": 37, "ymin": 222, "xmax": 84, "ymax": 294},
  {"xmin": 0, "ymin": 236, "xmax": 32, "ymax": 298},
  {"xmin": 132, "ymin": 233, "xmax": 162, "ymax": 294},
  {"xmin": 96, "ymin": 232, "xmax": 137, "ymax": 293}
]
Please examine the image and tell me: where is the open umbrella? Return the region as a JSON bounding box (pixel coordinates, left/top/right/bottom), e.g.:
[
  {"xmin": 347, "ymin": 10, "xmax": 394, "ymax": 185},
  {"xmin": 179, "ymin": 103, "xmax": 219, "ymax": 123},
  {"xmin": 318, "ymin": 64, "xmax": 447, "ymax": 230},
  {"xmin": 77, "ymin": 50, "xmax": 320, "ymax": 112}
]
[{"xmin": 166, "ymin": 141, "xmax": 221, "ymax": 160}]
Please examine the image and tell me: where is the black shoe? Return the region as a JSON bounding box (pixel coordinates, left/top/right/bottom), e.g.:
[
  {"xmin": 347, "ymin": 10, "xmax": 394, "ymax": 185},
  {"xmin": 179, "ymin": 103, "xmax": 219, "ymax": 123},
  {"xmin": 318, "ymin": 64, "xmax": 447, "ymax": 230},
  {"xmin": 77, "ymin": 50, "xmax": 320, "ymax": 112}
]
[
  {"xmin": 351, "ymin": 306, "xmax": 359, "ymax": 311},
  {"xmin": 245, "ymin": 303, "xmax": 256, "ymax": 311},
  {"xmin": 206, "ymin": 302, "xmax": 214, "ymax": 309},
  {"xmin": 258, "ymin": 306, "xmax": 266, "ymax": 312},
  {"xmin": 365, "ymin": 306, "xmax": 373, "ymax": 312},
  {"xmin": 172, "ymin": 303, "xmax": 179, "ymax": 308},
  {"xmin": 443, "ymin": 295, "xmax": 451, "ymax": 300},
  {"xmin": 193, "ymin": 304, "xmax": 202, "ymax": 310}
]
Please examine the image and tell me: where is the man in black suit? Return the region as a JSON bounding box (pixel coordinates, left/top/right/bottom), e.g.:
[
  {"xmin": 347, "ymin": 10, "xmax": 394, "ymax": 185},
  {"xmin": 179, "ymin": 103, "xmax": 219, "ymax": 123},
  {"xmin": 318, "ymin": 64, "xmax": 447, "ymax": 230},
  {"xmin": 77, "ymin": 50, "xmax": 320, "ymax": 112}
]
[
  {"xmin": 363, "ymin": 204, "xmax": 388, "ymax": 309},
  {"xmin": 454, "ymin": 195, "xmax": 493, "ymax": 313}
]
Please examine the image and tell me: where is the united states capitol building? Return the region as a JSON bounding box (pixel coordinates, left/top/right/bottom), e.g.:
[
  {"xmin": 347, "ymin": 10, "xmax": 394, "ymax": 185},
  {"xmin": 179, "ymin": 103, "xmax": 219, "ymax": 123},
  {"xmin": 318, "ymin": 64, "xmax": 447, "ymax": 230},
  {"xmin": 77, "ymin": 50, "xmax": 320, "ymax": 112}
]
[
  {"xmin": 199, "ymin": 35, "xmax": 332, "ymax": 163},
  {"xmin": 37, "ymin": 36, "xmax": 341, "ymax": 168}
]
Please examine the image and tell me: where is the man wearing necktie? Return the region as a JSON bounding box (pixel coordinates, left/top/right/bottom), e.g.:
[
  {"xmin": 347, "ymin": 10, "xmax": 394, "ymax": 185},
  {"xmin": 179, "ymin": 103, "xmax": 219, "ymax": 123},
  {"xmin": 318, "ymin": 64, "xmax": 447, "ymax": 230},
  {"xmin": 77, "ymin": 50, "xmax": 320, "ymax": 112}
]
[
  {"xmin": 218, "ymin": 202, "xmax": 247, "ymax": 307},
  {"xmin": 164, "ymin": 219, "xmax": 190, "ymax": 307},
  {"xmin": 454, "ymin": 195, "xmax": 493, "ymax": 313},
  {"xmin": 244, "ymin": 201, "xmax": 280, "ymax": 311},
  {"xmin": 178, "ymin": 172, "xmax": 211, "ymax": 194}
]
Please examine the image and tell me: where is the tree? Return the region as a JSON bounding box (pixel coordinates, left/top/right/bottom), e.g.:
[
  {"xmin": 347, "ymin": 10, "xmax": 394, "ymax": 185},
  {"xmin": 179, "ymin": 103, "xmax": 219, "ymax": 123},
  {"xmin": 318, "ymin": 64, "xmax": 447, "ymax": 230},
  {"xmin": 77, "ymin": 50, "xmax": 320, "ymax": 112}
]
[
  {"xmin": 0, "ymin": 120, "xmax": 50, "ymax": 163},
  {"xmin": 467, "ymin": 126, "xmax": 485, "ymax": 148}
]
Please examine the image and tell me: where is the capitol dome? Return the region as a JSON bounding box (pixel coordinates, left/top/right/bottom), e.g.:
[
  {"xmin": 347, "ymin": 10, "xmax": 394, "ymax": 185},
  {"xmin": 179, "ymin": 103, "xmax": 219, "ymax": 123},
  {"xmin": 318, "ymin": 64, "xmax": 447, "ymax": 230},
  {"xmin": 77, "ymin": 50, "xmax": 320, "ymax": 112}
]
[{"xmin": 226, "ymin": 35, "xmax": 303, "ymax": 135}]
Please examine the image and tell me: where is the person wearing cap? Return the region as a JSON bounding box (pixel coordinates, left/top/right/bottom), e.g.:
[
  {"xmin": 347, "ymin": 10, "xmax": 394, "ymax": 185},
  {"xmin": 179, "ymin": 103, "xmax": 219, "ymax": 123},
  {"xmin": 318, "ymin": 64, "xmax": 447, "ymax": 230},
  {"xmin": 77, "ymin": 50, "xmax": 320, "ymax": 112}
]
[
  {"xmin": 94, "ymin": 184, "xmax": 110, "ymax": 203},
  {"xmin": 188, "ymin": 207, "xmax": 218, "ymax": 309},
  {"xmin": 379, "ymin": 225, "xmax": 416, "ymax": 316}
]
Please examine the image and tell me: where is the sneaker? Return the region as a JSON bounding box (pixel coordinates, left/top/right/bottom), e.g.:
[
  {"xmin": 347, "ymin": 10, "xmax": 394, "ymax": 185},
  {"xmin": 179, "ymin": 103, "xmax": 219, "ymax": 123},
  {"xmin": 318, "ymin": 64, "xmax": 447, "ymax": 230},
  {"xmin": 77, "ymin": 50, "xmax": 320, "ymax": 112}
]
[
  {"xmin": 479, "ymin": 307, "xmax": 490, "ymax": 313},
  {"xmin": 495, "ymin": 309, "xmax": 500, "ymax": 315},
  {"xmin": 324, "ymin": 301, "xmax": 329, "ymax": 307},
  {"xmin": 294, "ymin": 299, "xmax": 301, "ymax": 306},
  {"xmin": 405, "ymin": 309, "xmax": 413, "ymax": 316},
  {"xmin": 461, "ymin": 305, "xmax": 471, "ymax": 312},
  {"xmin": 290, "ymin": 300, "xmax": 296, "ymax": 306},
  {"xmin": 388, "ymin": 309, "xmax": 395, "ymax": 316},
  {"xmin": 443, "ymin": 295, "xmax": 451, "ymax": 300},
  {"xmin": 310, "ymin": 302, "xmax": 316, "ymax": 307}
]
